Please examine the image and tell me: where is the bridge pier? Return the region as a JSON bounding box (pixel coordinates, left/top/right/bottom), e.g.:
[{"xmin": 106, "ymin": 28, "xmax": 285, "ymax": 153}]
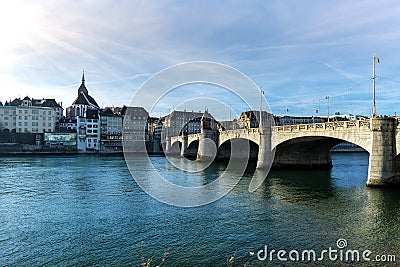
[
  {"xmin": 257, "ymin": 128, "xmax": 274, "ymax": 169},
  {"xmin": 164, "ymin": 138, "xmax": 171, "ymax": 154},
  {"xmin": 367, "ymin": 117, "xmax": 400, "ymax": 186},
  {"xmin": 197, "ymin": 129, "xmax": 218, "ymax": 161},
  {"xmin": 180, "ymin": 135, "xmax": 188, "ymax": 157}
]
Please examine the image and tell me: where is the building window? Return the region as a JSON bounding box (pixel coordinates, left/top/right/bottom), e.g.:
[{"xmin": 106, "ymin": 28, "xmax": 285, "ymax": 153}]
[
  {"xmin": 19, "ymin": 110, "xmax": 22, "ymax": 114},
  {"xmin": 43, "ymin": 122, "xmax": 46, "ymax": 127},
  {"xmin": 18, "ymin": 116, "xmax": 22, "ymax": 120},
  {"xmin": 24, "ymin": 116, "xmax": 28, "ymax": 120},
  {"xmin": 32, "ymin": 122, "xmax": 38, "ymax": 126},
  {"xmin": 4, "ymin": 122, "xmax": 8, "ymax": 126},
  {"xmin": 48, "ymin": 111, "xmax": 52, "ymax": 115},
  {"xmin": 32, "ymin": 110, "xmax": 39, "ymax": 114},
  {"xmin": 24, "ymin": 122, "xmax": 28, "ymax": 126},
  {"xmin": 18, "ymin": 122, "xmax": 22, "ymax": 126},
  {"xmin": 24, "ymin": 110, "xmax": 28, "ymax": 114},
  {"xmin": 4, "ymin": 117, "xmax": 8, "ymax": 120},
  {"xmin": 32, "ymin": 116, "xmax": 39, "ymax": 120},
  {"xmin": 48, "ymin": 123, "xmax": 52, "ymax": 127}
]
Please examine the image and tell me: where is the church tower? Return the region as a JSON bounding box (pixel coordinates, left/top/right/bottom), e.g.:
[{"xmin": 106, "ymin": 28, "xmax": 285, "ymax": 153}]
[{"xmin": 69, "ymin": 71, "xmax": 100, "ymax": 118}]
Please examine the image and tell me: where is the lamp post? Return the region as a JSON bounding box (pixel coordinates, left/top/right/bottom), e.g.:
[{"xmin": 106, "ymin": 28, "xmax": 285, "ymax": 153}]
[
  {"xmin": 372, "ymin": 52, "xmax": 380, "ymax": 117},
  {"xmin": 259, "ymin": 87, "xmax": 264, "ymax": 130},
  {"xmin": 326, "ymin": 96, "xmax": 330, "ymax": 122}
]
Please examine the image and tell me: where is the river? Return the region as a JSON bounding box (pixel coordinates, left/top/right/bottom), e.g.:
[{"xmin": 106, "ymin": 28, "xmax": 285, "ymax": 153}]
[{"xmin": 0, "ymin": 152, "xmax": 399, "ymax": 266}]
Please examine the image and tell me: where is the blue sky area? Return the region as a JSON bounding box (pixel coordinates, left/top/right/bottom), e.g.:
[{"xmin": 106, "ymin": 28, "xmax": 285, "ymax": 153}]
[{"xmin": 1, "ymin": 0, "xmax": 400, "ymax": 119}]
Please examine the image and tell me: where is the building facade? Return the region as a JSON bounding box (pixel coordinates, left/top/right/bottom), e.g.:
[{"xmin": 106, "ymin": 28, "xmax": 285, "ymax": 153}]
[
  {"xmin": 76, "ymin": 110, "xmax": 100, "ymax": 152},
  {"xmin": 162, "ymin": 110, "xmax": 204, "ymax": 138},
  {"xmin": 58, "ymin": 118, "xmax": 77, "ymax": 132},
  {"xmin": 0, "ymin": 106, "xmax": 56, "ymax": 133},
  {"xmin": 122, "ymin": 107, "xmax": 149, "ymax": 152},
  {"xmin": 99, "ymin": 109, "xmax": 123, "ymax": 152}
]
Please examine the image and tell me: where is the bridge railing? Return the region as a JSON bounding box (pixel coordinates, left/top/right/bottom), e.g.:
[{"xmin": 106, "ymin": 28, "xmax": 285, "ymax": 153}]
[
  {"xmin": 273, "ymin": 119, "xmax": 371, "ymax": 132},
  {"xmin": 220, "ymin": 128, "xmax": 259, "ymax": 135}
]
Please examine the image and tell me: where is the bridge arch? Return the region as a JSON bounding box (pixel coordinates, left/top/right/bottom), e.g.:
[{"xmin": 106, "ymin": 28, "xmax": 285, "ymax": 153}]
[
  {"xmin": 272, "ymin": 136, "xmax": 367, "ymax": 169},
  {"xmin": 170, "ymin": 140, "xmax": 181, "ymax": 154},
  {"xmin": 186, "ymin": 139, "xmax": 199, "ymax": 157},
  {"xmin": 272, "ymin": 131, "xmax": 371, "ymax": 154},
  {"xmin": 218, "ymin": 138, "xmax": 259, "ymax": 160}
]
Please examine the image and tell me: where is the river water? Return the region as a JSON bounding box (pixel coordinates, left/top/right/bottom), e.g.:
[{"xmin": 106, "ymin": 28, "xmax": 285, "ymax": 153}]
[{"xmin": 0, "ymin": 153, "xmax": 399, "ymax": 266}]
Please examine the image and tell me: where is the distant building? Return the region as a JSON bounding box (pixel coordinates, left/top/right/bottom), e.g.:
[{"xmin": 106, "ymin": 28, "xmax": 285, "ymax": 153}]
[
  {"xmin": 58, "ymin": 118, "xmax": 77, "ymax": 132},
  {"xmin": 4, "ymin": 96, "xmax": 63, "ymax": 125},
  {"xmin": 163, "ymin": 110, "xmax": 204, "ymax": 137},
  {"xmin": 0, "ymin": 106, "xmax": 56, "ymax": 133},
  {"xmin": 238, "ymin": 110, "xmax": 273, "ymax": 129},
  {"xmin": 99, "ymin": 108, "xmax": 123, "ymax": 152},
  {"xmin": 219, "ymin": 119, "xmax": 239, "ymax": 130},
  {"xmin": 41, "ymin": 99, "xmax": 63, "ymax": 122},
  {"xmin": 77, "ymin": 109, "xmax": 100, "ymax": 152},
  {"xmin": 147, "ymin": 117, "xmax": 159, "ymax": 140},
  {"xmin": 123, "ymin": 107, "xmax": 149, "ymax": 152},
  {"xmin": 274, "ymin": 115, "xmax": 325, "ymax": 126}
]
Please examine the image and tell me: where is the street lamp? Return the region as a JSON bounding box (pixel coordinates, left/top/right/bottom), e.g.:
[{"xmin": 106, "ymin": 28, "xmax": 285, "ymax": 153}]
[
  {"xmin": 259, "ymin": 86, "xmax": 264, "ymax": 130},
  {"xmin": 326, "ymin": 96, "xmax": 330, "ymax": 122},
  {"xmin": 372, "ymin": 52, "xmax": 380, "ymax": 117}
]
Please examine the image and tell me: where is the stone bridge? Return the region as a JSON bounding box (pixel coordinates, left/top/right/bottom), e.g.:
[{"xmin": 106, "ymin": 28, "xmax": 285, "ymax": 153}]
[{"xmin": 168, "ymin": 117, "xmax": 400, "ymax": 187}]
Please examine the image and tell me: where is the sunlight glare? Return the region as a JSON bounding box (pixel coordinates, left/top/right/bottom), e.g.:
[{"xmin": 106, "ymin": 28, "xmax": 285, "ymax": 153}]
[{"xmin": 0, "ymin": 1, "xmax": 39, "ymax": 66}]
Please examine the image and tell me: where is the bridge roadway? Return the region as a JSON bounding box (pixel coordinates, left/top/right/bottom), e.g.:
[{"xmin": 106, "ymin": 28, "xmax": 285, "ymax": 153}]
[{"xmin": 169, "ymin": 117, "xmax": 400, "ymax": 187}]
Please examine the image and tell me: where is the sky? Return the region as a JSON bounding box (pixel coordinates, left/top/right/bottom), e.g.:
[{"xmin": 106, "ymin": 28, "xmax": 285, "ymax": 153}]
[{"xmin": 1, "ymin": 0, "xmax": 400, "ymax": 119}]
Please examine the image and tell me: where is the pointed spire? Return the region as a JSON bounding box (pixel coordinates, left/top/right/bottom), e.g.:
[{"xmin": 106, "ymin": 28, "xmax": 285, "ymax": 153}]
[
  {"xmin": 77, "ymin": 70, "xmax": 89, "ymax": 95},
  {"xmin": 82, "ymin": 69, "xmax": 85, "ymax": 85}
]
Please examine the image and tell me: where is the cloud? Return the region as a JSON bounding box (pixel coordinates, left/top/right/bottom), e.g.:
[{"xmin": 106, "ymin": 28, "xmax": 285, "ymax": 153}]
[{"xmin": 1, "ymin": 0, "xmax": 400, "ymax": 116}]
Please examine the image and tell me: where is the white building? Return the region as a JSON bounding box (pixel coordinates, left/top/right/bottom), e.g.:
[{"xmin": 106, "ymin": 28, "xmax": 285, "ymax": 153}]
[
  {"xmin": 0, "ymin": 106, "xmax": 56, "ymax": 133},
  {"xmin": 77, "ymin": 110, "xmax": 100, "ymax": 152}
]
